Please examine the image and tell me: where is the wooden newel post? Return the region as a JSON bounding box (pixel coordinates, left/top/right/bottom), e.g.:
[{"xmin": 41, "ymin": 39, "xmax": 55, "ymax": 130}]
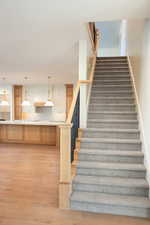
[{"xmin": 59, "ymin": 124, "xmax": 72, "ymax": 209}]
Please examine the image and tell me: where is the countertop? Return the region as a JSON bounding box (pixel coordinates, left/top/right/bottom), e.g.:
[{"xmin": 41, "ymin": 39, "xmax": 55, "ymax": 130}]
[{"xmin": 0, "ymin": 120, "xmax": 65, "ymax": 126}]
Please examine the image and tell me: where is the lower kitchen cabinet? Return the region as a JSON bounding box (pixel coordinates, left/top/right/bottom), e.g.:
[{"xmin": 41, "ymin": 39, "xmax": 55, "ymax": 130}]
[{"xmin": 0, "ymin": 125, "xmax": 57, "ymax": 146}]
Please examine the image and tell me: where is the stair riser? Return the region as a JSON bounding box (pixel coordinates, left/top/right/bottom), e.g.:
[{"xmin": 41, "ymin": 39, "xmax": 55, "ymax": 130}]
[
  {"xmin": 96, "ymin": 61, "xmax": 127, "ymax": 64},
  {"xmin": 94, "ymin": 70, "xmax": 129, "ymax": 75},
  {"xmin": 96, "ymin": 65, "xmax": 128, "ymax": 69},
  {"xmin": 78, "ymin": 153, "xmax": 143, "ymax": 164},
  {"xmin": 94, "ymin": 76, "xmax": 130, "ymax": 81},
  {"xmin": 90, "ymin": 98, "xmax": 134, "ymax": 104},
  {"xmin": 70, "ymin": 201, "xmax": 150, "ymax": 218},
  {"xmin": 97, "ymin": 56, "xmax": 127, "ymax": 58},
  {"xmin": 92, "ymin": 86, "xmax": 132, "ymax": 91},
  {"xmin": 89, "ymin": 105, "xmax": 136, "ymax": 112},
  {"xmin": 95, "ymin": 72, "xmax": 130, "ymax": 75},
  {"xmin": 83, "ymin": 131, "xmax": 140, "ymax": 139},
  {"xmin": 95, "ymin": 68, "xmax": 129, "ymax": 72},
  {"xmin": 73, "ymin": 183, "xmax": 148, "ymax": 197},
  {"xmin": 88, "ymin": 113, "xmax": 137, "ymax": 120},
  {"xmin": 96, "ymin": 64, "xmax": 128, "ymax": 67},
  {"xmin": 87, "ymin": 122, "xmax": 138, "ymax": 129},
  {"xmin": 77, "ymin": 168, "xmax": 146, "ymax": 178},
  {"xmin": 93, "ymin": 81, "xmax": 131, "ymax": 86},
  {"xmin": 97, "ymin": 57, "xmax": 127, "ymax": 60},
  {"xmin": 80, "ymin": 142, "xmax": 141, "ymax": 151},
  {"xmin": 96, "ymin": 62, "xmax": 128, "ymax": 65},
  {"xmin": 91, "ymin": 92, "xmax": 133, "ymax": 97},
  {"xmin": 97, "ymin": 58, "xmax": 127, "ymax": 60}
]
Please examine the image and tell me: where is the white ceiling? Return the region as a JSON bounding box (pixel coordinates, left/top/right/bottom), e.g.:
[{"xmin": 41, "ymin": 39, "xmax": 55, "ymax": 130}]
[{"xmin": 0, "ymin": 0, "xmax": 149, "ymax": 85}]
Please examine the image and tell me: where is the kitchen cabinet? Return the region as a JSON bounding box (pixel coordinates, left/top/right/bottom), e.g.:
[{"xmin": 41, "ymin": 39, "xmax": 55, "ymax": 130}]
[
  {"xmin": 13, "ymin": 85, "xmax": 23, "ymax": 120},
  {"xmin": 0, "ymin": 124, "xmax": 57, "ymax": 146}
]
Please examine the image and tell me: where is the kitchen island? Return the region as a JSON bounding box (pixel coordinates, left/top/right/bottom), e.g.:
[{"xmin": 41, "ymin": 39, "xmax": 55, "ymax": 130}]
[{"xmin": 0, "ymin": 120, "xmax": 64, "ymax": 146}]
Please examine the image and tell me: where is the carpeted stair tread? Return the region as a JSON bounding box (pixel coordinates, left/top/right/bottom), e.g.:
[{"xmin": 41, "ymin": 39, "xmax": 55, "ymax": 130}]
[
  {"xmin": 82, "ymin": 128, "xmax": 139, "ymax": 133},
  {"xmin": 96, "ymin": 65, "xmax": 128, "ymax": 67},
  {"xmin": 95, "ymin": 69, "xmax": 129, "ymax": 72},
  {"xmin": 92, "ymin": 90, "xmax": 134, "ymax": 94},
  {"xmin": 96, "ymin": 61, "xmax": 127, "ymax": 63},
  {"xmin": 89, "ymin": 104, "xmax": 136, "ymax": 107},
  {"xmin": 71, "ymin": 191, "xmax": 150, "ymax": 208},
  {"xmin": 88, "ymin": 111, "xmax": 137, "ymax": 115},
  {"xmin": 94, "ymin": 71, "xmax": 130, "ymax": 74},
  {"xmin": 79, "ymin": 149, "xmax": 143, "ymax": 157},
  {"xmin": 96, "ymin": 56, "xmax": 127, "ymax": 59},
  {"xmin": 94, "ymin": 74, "xmax": 131, "ymax": 78},
  {"xmin": 79, "ymin": 138, "xmax": 141, "ymax": 144},
  {"xmin": 77, "ymin": 161, "xmax": 145, "ymax": 171},
  {"xmin": 90, "ymin": 96, "xmax": 134, "ymax": 102},
  {"xmin": 88, "ymin": 119, "xmax": 138, "ymax": 123},
  {"xmin": 73, "ymin": 175, "xmax": 148, "ymax": 188},
  {"xmin": 94, "ymin": 79, "xmax": 131, "ymax": 82},
  {"xmin": 93, "ymin": 84, "xmax": 131, "ymax": 87},
  {"xmin": 93, "ymin": 79, "xmax": 130, "ymax": 81}
]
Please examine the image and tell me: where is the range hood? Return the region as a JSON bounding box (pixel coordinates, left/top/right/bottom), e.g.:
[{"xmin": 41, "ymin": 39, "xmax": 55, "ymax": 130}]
[{"xmin": 34, "ymin": 101, "xmax": 53, "ymax": 107}]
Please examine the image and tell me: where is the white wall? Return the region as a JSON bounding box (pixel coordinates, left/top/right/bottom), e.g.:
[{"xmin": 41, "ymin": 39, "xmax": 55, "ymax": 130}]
[
  {"xmin": 22, "ymin": 84, "xmax": 66, "ymax": 121},
  {"xmin": 126, "ymin": 19, "xmax": 150, "ymax": 188},
  {"xmin": 120, "ymin": 20, "xmax": 127, "ymax": 56},
  {"xmin": 139, "ymin": 20, "xmax": 150, "ymax": 185},
  {"xmin": 127, "ymin": 19, "xmax": 145, "ymax": 92}
]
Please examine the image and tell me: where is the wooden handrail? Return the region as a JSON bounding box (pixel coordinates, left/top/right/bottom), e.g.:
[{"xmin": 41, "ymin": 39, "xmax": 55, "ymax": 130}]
[
  {"xmin": 66, "ymin": 79, "xmax": 93, "ymax": 123},
  {"xmin": 66, "ymin": 81, "xmax": 80, "ymax": 124},
  {"xmin": 87, "ymin": 23, "xmax": 96, "ymax": 52},
  {"xmin": 89, "ymin": 55, "xmax": 97, "ymax": 82},
  {"xmin": 88, "ymin": 23, "xmax": 100, "ymax": 52}
]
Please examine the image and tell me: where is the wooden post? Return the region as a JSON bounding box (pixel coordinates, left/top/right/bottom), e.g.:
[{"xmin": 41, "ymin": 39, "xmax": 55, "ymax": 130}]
[{"xmin": 59, "ymin": 124, "xmax": 72, "ymax": 209}]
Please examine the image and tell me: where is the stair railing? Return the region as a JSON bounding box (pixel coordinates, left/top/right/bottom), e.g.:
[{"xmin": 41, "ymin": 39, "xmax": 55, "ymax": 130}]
[{"xmin": 59, "ymin": 23, "xmax": 100, "ymax": 209}]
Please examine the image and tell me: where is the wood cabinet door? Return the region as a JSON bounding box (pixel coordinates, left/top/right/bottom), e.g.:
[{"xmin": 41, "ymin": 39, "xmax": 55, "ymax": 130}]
[
  {"xmin": 6, "ymin": 125, "xmax": 23, "ymax": 141},
  {"xmin": 14, "ymin": 85, "xmax": 23, "ymax": 120},
  {"xmin": 41, "ymin": 126, "xmax": 56, "ymax": 145},
  {"xmin": 0, "ymin": 125, "xmax": 7, "ymax": 141},
  {"xmin": 24, "ymin": 126, "xmax": 41, "ymax": 144}
]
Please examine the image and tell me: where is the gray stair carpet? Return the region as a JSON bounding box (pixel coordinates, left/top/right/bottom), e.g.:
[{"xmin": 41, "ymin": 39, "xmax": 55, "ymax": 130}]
[{"xmin": 70, "ymin": 56, "xmax": 150, "ymax": 218}]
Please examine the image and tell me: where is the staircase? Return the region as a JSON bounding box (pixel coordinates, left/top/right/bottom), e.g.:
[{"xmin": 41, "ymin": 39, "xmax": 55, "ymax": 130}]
[{"xmin": 70, "ymin": 56, "xmax": 150, "ymax": 218}]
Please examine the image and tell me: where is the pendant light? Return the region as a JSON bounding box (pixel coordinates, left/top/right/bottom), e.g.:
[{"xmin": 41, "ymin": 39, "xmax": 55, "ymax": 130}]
[
  {"xmin": 0, "ymin": 77, "xmax": 9, "ymax": 106},
  {"xmin": 1, "ymin": 100, "xmax": 9, "ymax": 106},
  {"xmin": 22, "ymin": 76, "xmax": 31, "ymax": 106},
  {"xmin": 45, "ymin": 76, "xmax": 54, "ymax": 106}
]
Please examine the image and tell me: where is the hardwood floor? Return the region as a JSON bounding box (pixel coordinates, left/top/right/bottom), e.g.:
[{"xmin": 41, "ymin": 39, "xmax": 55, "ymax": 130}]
[{"xmin": 0, "ymin": 143, "xmax": 149, "ymax": 225}]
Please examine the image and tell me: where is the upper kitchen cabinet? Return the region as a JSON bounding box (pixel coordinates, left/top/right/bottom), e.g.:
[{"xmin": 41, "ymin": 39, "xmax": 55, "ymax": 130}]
[{"xmin": 13, "ymin": 85, "xmax": 23, "ymax": 120}]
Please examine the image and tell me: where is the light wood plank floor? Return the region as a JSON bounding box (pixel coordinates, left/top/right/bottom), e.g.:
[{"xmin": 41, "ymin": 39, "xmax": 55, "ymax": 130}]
[{"xmin": 0, "ymin": 143, "xmax": 149, "ymax": 225}]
